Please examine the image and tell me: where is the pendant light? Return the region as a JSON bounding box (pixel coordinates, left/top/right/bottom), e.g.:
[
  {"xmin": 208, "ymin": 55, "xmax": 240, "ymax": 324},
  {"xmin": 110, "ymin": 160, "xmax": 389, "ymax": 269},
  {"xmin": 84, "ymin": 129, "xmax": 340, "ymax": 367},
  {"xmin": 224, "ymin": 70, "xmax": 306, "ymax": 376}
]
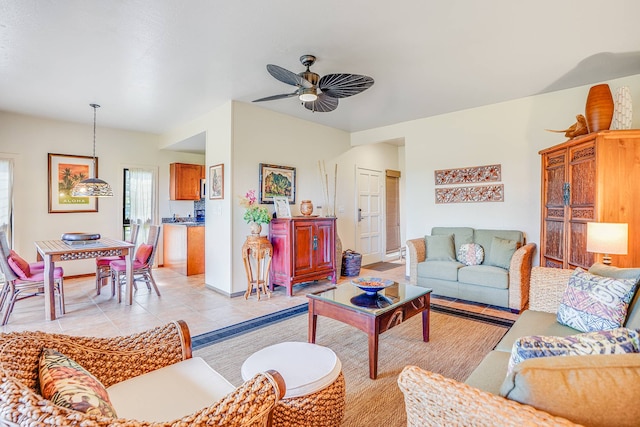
[{"xmin": 71, "ymin": 104, "xmax": 113, "ymax": 197}]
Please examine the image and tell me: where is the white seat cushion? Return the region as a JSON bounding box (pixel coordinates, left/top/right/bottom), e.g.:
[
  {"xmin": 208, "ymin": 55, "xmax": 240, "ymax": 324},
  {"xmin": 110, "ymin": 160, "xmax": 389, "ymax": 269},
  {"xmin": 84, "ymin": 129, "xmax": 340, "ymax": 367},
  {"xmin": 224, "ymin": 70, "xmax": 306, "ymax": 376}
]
[
  {"xmin": 241, "ymin": 341, "xmax": 341, "ymax": 398},
  {"xmin": 106, "ymin": 357, "xmax": 235, "ymax": 422}
]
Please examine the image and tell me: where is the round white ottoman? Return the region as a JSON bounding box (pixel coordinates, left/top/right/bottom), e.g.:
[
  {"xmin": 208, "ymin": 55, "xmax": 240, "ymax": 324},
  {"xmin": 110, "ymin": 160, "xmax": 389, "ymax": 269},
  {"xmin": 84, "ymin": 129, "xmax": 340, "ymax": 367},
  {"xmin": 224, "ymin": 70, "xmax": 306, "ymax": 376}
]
[{"xmin": 241, "ymin": 342, "xmax": 345, "ymax": 427}]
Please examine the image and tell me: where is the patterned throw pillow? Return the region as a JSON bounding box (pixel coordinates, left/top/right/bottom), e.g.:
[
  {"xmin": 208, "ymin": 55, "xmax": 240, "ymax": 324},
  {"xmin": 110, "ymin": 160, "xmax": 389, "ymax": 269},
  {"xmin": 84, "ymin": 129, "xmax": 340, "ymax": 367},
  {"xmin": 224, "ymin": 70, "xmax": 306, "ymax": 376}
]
[
  {"xmin": 39, "ymin": 348, "xmax": 118, "ymax": 418},
  {"xmin": 507, "ymin": 328, "xmax": 640, "ymax": 376},
  {"xmin": 557, "ymin": 268, "xmax": 640, "ymax": 332},
  {"xmin": 456, "ymin": 243, "xmax": 484, "ymax": 266}
]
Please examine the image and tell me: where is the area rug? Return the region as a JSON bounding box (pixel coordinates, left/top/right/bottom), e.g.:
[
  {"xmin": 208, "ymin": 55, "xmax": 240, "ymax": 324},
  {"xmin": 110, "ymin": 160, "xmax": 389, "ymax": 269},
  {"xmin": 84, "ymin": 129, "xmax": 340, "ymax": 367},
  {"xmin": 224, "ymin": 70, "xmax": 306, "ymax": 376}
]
[
  {"xmin": 362, "ymin": 261, "xmax": 404, "ymax": 272},
  {"xmin": 194, "ymin": 308, "xmax": 510, "ymax": 427}
]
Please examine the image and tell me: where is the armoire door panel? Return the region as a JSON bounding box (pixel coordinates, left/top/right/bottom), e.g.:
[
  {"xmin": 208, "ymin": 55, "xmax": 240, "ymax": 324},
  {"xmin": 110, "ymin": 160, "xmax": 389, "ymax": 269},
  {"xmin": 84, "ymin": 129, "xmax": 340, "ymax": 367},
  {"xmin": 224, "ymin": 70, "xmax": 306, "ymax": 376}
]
[
  {"xmin": 543, "ymin": 220, "xmax": 564, "ymax": 260},
  {"xmin": 546, "ymin": 166, "xmax": 566, "ymax": 207},
  {"xmin": 293, "ymin": 224, "xmax": 315, "ymax": 275},
  {"xmin": 568, "ymin": 221, "xmax": 593, "ymax": 269}
]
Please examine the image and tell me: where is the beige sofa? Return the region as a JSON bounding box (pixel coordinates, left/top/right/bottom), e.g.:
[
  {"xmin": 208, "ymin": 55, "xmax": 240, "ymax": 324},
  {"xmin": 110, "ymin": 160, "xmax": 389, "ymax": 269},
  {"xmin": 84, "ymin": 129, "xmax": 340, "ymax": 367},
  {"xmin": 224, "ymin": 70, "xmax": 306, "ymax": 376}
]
[
  {"xmin": 399, "ymin": 264, "xmax": 640, "ymax": 427},
  {"xmin": 407, "ymin": 227, "xmax": 536, "ymax": 312}
]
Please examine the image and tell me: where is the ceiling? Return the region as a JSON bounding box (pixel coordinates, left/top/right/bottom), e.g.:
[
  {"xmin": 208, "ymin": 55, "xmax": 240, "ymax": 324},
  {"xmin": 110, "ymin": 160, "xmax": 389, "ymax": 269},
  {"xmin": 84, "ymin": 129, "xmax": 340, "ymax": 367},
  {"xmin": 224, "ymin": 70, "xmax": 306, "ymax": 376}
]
[{"xmin": 1, "ymin": 0, "xmax": 640, "ymax": 145}]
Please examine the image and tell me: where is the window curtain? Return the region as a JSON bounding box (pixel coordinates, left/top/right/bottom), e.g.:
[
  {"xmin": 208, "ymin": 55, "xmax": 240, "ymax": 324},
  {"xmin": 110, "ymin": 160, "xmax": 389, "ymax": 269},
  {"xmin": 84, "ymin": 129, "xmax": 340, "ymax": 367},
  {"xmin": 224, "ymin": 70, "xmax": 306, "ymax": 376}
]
[
  {"xmin": 0, "ymin": 159, "xmax": 13, "ymax": 246},
  {"xmin": 128, "ymin": 168, "xmax": 155, "ymax": 245}
]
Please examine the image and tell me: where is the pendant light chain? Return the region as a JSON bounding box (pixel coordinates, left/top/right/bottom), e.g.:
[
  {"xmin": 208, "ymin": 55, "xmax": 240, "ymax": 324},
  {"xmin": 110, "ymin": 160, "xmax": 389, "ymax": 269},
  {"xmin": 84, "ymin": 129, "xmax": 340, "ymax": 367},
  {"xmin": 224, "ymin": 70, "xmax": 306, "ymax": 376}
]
[
  {"xmin": 70, "ymin": 103, "xmax": 113, "ymax": 197},
  {"xmin": 90, "ymin": 103, "xmax": 100, "ymax": 160}
]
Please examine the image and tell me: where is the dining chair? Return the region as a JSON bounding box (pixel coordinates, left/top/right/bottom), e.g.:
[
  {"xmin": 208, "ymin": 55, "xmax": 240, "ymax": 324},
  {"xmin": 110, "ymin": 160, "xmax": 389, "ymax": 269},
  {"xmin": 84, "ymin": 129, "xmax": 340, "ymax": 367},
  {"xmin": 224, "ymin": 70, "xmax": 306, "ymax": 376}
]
[
  {"xmin": 95, "ymin": 222, "xmax": 140, "ymax": 295},
  {"xmin": 110, "ymin": 224, "xmax": 161, "ymax": 302},
  {"xmin": 0, "ymin": 232, "xmax": 65, "ymax": 325}
]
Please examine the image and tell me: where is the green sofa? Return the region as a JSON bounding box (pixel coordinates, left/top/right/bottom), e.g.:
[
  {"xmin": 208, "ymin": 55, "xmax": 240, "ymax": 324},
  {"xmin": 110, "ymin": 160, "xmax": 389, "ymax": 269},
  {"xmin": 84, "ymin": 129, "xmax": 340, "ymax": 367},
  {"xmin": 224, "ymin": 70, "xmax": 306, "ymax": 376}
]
[
  {"xmin": 407, "ymin": 227, "xmax": 536, "ymax": 312},
  {"xmin": 399, "ymin": 264, "xmax": 640, "ymax": 426}
]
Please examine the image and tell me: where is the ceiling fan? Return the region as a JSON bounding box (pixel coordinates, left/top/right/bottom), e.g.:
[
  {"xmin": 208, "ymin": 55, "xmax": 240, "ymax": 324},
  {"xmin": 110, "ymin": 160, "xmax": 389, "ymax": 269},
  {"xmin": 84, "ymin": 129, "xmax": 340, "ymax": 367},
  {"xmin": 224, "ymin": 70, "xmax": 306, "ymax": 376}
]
[{"xmin": 253, "ymin": 54, "xmax": 374, "ymax": 112}]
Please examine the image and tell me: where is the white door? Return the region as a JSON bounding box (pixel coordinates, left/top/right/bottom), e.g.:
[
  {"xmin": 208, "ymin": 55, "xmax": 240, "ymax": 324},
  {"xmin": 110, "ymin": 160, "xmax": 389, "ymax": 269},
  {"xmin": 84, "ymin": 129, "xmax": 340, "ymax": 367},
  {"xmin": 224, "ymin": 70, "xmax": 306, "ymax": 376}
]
[{"xmin": 357, "ymin": 167, "xmax": 383, "ymax": 265}]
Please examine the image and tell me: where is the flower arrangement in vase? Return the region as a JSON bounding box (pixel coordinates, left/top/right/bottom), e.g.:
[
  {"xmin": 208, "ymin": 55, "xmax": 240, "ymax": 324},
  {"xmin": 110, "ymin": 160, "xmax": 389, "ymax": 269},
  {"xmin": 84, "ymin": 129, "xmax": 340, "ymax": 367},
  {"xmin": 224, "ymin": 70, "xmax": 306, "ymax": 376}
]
[{"xmin": 240, "ymin": 190, "xmax": 271, "ymax": 235}]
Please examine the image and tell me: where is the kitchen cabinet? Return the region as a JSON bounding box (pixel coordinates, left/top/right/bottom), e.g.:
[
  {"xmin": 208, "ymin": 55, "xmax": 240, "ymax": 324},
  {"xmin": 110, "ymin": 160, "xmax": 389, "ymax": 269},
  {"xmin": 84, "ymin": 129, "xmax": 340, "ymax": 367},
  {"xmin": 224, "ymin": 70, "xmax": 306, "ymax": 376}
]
[
  {"xmin": 163, "ymin": 223, "xmax": 205, "ymax": 275},
  {"xmin": 539, "ymin": 129, "xmax": 640, "ymax": 269},
  {"xmin": 269, "ymin": 217, "xmax": 337, "ymax": 296},
  {"xmin": 169, "ymin": 163, "xmax": 204, "ymax": 200}
]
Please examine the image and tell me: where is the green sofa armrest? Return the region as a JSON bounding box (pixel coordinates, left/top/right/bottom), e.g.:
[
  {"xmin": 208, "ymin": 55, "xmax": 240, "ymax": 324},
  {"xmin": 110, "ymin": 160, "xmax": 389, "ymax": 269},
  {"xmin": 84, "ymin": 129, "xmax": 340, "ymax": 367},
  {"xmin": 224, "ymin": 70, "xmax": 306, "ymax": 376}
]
[
  {"xmin": 407, "ymin": 238, "xmax": 426, "ymax": 285},
  {"xmin": 507, "ymin": 243, "xmax": 536, "ymax": 312}
]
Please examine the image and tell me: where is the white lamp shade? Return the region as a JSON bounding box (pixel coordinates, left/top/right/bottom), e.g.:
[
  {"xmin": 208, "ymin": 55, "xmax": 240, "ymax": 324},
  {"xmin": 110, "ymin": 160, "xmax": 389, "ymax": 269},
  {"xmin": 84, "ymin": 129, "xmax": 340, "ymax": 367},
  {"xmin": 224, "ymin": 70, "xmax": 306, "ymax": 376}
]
[{"xmin": 586, "ymin": 222, "xmax": 628, "ymax": 255}]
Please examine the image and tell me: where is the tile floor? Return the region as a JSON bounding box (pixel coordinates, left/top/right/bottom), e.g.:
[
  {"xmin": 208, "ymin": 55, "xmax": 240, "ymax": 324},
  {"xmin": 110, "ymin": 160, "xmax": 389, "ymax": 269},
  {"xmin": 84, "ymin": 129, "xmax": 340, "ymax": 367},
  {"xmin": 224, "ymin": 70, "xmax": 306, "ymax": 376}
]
[{"xmin": 1, "ymin": 260, "xmax": 518, "ymax": 337}]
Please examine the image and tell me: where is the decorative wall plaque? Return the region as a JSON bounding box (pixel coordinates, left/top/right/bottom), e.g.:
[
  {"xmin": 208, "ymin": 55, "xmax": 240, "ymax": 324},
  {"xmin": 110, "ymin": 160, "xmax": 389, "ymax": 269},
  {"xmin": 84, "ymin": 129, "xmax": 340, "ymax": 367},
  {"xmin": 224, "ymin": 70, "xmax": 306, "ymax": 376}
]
[
  {"xmin": 435, "ymin": 184, "xmax": 504, "ymax": 204},
  {"xmin": 434, "ymin": 164, "xmax": 501, "ymax": 186}
]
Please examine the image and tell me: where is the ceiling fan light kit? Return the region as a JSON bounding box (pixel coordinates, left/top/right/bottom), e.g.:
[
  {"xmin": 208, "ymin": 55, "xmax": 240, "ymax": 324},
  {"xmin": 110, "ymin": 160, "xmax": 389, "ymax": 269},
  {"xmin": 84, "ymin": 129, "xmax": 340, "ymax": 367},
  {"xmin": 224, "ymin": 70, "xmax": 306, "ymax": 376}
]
[{"xmin": 254, "ymin": 54, "xmax": 374, "ymax": 112}]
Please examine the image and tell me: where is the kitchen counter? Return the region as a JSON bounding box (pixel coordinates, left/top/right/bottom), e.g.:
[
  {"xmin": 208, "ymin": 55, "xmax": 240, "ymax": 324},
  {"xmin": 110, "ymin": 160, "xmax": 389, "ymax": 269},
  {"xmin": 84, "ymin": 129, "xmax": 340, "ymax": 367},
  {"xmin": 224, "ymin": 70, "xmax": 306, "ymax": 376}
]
[{"xmin": 163, "ymin": 223, "xmax": 205, "ymax": 275}]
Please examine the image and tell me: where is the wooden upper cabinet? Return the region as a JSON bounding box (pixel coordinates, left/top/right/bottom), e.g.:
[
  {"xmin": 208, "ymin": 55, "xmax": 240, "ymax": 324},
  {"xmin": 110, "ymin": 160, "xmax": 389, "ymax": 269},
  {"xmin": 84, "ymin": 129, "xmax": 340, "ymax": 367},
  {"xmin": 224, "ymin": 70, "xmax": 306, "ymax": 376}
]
[
  {"xmin": 540, "ymin": 130, "xmax": 640, "ymax": 269},
  {"xmin": 170, "ymin": 163, "xmax": 204, "ymax": 200}
]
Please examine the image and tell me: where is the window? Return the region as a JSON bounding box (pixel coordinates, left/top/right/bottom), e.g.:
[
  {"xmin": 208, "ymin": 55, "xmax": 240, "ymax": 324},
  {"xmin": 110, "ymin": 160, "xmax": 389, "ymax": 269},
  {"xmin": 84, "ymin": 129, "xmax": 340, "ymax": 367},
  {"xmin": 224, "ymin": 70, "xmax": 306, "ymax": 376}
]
[
  {"xmin": 122, "ymin": 167, "xmax": 156, "ymax": 245},
  {"xmin": 0, "ymin": 158, "xmax": 13, "ymax": 244}
]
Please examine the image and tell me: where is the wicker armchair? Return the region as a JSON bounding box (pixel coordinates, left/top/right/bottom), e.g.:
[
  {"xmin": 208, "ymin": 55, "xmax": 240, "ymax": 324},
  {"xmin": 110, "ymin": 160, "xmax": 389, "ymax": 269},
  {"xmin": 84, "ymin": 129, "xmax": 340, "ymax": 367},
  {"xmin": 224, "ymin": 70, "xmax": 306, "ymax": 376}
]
[
  {"xmin": 407, "ymin": 237, "xmax": 536, "ymax": 311},
  {"xmin": 398, "ymin": 365, "xmax": 580, "ymax": 427},
  {"xmin": 0, "ymin": 320, "xmax": 285, "ymax": 426}
]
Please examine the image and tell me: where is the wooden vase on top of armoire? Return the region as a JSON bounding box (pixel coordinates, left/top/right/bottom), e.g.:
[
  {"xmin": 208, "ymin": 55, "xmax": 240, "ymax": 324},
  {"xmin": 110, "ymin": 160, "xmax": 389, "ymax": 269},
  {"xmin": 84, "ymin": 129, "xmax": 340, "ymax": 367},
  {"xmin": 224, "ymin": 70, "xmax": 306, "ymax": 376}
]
[{"xmin": 539, "ymin": 129, "xmax": 640, "ymax": 269}]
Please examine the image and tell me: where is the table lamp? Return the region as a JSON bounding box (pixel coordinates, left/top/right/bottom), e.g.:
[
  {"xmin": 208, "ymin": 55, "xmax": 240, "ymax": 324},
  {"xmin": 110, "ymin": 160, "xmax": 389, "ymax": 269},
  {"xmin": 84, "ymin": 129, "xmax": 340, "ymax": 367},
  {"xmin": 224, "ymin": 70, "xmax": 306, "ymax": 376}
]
[{"xmin": 586, "ymin": 222, "xmax": 628, "ymax": 265}]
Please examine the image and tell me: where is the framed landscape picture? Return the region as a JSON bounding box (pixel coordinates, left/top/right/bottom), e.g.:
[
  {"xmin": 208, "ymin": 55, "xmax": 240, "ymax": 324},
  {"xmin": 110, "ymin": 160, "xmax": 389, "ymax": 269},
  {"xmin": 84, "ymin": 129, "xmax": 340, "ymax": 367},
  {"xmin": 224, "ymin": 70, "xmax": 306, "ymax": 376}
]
[
  {"xmin": 48, "ymin": 153, "xmax": 98, "ymax": 213},
  {"xmin": 209, "ymin": 163, "xmax": 224, "ymax": 200},
  {"xmin": 259, "ymin": 163, "xmax": 296, "ymax": 204}
]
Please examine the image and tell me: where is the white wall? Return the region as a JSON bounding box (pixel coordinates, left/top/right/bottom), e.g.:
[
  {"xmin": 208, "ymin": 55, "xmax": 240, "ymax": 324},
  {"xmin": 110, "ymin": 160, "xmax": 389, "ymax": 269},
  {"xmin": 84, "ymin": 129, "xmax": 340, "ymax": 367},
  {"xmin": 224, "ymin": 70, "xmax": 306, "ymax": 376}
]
[
  {"xmin": 0, "ymin": 110, "xmax": 203, "ymax": 275},
  {"xmin": 231, "ymin": 102, "xmax": 352, "ymax": 294},
  {"xmin": 352, "ymin": 75, "xmax": 640, "ymax": 266}
]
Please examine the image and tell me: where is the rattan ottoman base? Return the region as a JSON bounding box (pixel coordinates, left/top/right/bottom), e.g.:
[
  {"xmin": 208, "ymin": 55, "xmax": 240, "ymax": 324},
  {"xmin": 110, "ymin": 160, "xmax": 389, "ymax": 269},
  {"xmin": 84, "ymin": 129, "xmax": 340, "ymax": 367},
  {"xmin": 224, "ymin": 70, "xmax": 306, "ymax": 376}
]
[{"xmin": 271, "ymin": 371, "xmax": 345, "ymax": 427}]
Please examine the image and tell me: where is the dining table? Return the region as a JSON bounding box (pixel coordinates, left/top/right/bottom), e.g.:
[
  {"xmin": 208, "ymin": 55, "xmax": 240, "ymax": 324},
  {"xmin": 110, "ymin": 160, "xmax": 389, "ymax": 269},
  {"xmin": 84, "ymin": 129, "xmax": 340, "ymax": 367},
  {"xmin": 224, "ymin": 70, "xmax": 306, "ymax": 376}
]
[{"xmin": 34, "ymin": 237, "xmax": 135, "ymax": 321}]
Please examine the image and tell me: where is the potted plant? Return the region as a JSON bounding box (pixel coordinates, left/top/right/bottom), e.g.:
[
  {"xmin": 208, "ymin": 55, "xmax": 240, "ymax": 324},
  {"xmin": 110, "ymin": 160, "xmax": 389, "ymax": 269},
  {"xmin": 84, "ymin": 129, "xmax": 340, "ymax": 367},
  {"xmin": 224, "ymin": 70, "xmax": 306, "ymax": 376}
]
[{"xmin": 240, "ymin": 190, "xmax": 271, "ymax": 235}]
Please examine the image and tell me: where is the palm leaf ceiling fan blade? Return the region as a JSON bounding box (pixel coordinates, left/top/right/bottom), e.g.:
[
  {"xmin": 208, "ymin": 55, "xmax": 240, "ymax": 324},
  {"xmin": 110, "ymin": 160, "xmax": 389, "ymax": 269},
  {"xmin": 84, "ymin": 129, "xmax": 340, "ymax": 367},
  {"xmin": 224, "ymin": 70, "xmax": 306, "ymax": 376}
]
[
  {"xmin": 253, "ymin": 92, "xmax": 298, "ymax": 102},
  {"xmin": 319, "ymin": 73, "xmax": 375, "ymax": 98},
  {"xmin": 266, "ymin": 64, "xmax": 313, "ymax": 88},
  {"xmin": 257, "ymin": 55, "xmax": 374, "ymax": 112},
  {"xmin": 304, "ymin": 93, "xmax": 339, "ymax": 112}
]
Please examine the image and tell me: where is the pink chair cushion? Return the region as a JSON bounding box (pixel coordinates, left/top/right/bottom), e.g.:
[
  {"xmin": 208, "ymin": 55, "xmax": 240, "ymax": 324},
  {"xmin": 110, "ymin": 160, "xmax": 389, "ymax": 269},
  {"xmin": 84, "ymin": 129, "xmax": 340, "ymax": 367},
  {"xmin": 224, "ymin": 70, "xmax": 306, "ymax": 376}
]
[
  {"xmin": 96, "ymin": 256, "xmax": 124, "ymax": 267},
  {"xmin": 8, "ymin": 250, "xmax": 31, "ymax": 279},
  {"xmin": 135, "ymin": 244, "xmax": 154, "ymax": 264},
  {"xmin": 109, "ymin": 259, "xmax": 146, "ymax": 272},
  {"xmin": 29, "ymin": 261, "xmax": 45, "ymax": 271},
  {"xmin": 16, "ymin": 266, "xmax": 64, "ymax": 283}
]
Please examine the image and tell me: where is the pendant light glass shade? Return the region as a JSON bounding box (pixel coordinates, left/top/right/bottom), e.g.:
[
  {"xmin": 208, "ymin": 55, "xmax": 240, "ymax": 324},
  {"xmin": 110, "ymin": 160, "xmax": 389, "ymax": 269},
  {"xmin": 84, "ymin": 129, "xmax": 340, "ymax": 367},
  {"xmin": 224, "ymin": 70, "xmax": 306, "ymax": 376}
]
[{"xmin": 72, "ymin": 104, "xmax": 113, "ymax": 197}]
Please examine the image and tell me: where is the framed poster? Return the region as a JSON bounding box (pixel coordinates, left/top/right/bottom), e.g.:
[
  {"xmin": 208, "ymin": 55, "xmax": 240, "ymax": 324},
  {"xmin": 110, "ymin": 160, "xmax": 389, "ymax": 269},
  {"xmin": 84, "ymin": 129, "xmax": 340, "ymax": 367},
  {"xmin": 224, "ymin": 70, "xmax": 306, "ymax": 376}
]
[
  {"xmin": 273, "ymin": 196, "xmax": 292, "ymax": 218},
  {"xmin": 48, "ymin": 153, "xmax": 98, "ymax": 213},
  {"xmin": 259, "ymin": 163, "xmax": 296, "ymax": 204},
  {"xmin": 209, "ymin": 163, "xmax": 224, "ymax": 200}
]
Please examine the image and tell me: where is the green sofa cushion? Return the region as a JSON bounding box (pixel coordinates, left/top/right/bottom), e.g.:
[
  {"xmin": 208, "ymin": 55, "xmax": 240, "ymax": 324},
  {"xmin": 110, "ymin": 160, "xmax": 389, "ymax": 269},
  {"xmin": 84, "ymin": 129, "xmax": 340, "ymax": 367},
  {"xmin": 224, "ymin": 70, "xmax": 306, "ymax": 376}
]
[
  {"xmin": 500, "ymin": 353, "xmax": 640, "ymax": 427},
  {"xmin": 485, "ymin": 237, "xmax": 519, "ymax": 270},
  {"xmin": 474, "ymin": 229, "xmax": 523, "ymax": 266},
  {"xmin": 432, "ymin": 227, "xmax": 473, "ymax": 253},
  {"xmin": 457, "ymin": 265, "xmax": 509, "ymax": 289},
  {"xmin": 495, "ymin": 310, "xmax": 579, "ymax": 353},
  {"xmin": 417, "ymin": 260, "xmax": 463, "ymax": 281},
  {"xmin": 425, "ymin": 234, "xmax": 456, "ymax": 261}
]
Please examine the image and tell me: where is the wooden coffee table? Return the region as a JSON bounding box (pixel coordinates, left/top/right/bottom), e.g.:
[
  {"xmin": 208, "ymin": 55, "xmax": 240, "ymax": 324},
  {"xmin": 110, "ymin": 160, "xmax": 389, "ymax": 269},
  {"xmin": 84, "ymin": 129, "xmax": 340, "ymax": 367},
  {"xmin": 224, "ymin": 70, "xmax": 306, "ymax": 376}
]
[{"xmin": 307, "ymin": 282, "xmax": 432, "ymax": 379}]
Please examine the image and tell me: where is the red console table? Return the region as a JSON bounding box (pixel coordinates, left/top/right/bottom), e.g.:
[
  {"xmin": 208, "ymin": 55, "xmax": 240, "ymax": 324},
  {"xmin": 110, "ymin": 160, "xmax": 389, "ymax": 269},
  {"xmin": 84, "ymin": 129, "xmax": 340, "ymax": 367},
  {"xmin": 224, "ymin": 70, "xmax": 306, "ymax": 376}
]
[{"xmin": 269, "ymin": 217, "xmax": 337, "ymax": 296}]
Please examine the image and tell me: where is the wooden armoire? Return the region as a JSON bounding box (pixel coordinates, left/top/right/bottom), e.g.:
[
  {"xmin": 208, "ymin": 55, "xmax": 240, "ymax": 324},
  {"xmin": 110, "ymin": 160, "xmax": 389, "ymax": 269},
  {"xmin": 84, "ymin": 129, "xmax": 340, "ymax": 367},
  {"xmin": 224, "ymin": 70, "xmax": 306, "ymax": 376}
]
[{"xmin": 540, "ymin": 129, "xmax": 640, "ymax": 269}]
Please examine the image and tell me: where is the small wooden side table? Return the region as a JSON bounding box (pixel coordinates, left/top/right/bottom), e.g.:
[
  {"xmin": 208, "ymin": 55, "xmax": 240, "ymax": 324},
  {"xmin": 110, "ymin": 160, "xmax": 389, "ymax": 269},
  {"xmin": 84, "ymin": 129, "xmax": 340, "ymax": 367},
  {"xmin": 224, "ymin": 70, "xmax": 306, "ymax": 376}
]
[{"xmin": 242, "ymin": 235, "xmax": 273, "ymax": 300}]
